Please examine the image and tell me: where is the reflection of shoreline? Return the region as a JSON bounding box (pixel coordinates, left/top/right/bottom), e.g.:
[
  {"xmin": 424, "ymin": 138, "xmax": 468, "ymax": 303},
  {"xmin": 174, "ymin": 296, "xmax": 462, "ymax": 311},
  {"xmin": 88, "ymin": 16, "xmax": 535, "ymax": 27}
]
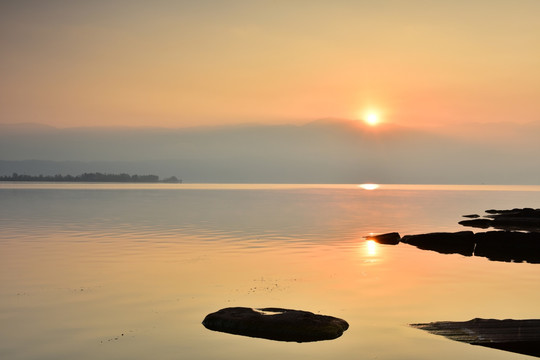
[{"xmin": 412, "ymin": 318, "xmax": 540, "ymax": 358}]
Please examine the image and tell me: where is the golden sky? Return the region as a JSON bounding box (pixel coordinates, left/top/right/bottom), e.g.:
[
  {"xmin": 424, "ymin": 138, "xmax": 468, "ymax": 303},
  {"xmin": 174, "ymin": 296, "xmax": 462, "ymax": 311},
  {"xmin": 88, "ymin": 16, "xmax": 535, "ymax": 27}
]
[{"xmin": 1, "ymin": 1, "xmax": 539, "ymax": 128}]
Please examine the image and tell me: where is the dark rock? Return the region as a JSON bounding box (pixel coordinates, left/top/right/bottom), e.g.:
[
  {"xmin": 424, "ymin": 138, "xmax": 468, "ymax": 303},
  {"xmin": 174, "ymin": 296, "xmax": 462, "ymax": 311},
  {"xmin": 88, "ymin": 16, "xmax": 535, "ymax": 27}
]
[
  {"xmin": 462, "ymin": 208, "xmax": 540, "ymax": 231},
  {"xmin": 474, "ymin": 231, "xmax": 540, "ymax": 263},
  {"xmin": 458, "ymin": 219, "xmax": 493, "ymax": 229},
  {"xmin": 462, "ymin": 214, "xmax": 480, "ymax": 218},
  {"xmin": 401, "ymin": 230, "xmax": 540, "ymax": 263},
  {"xmin": 202, "ymin": 307, "xmax": 349, "ymax": 342},
  {"xmin": 366, "ymin": 232, "xmax": 401, "ymax": 245},
  {"xmin": 486, "ymin": 209, "xmax": 507, "ymax": 214},
  {"xmin": 491, "ymin": 216, "xmax": 540, "ymax": 232},
  {"xmin": 411, "ymin": 318, "xmax": 540, "ymax": 357},
  {"xmin": 486, "ymin": 207, "xmax": 538, "ymax": 216},
  {"xmin": 401, "ymin": 231, "xmax": 475, "ymax": 256},
  {"xmin": 396, "ymin": 208, "xmax": 540, "ymax": 263}
]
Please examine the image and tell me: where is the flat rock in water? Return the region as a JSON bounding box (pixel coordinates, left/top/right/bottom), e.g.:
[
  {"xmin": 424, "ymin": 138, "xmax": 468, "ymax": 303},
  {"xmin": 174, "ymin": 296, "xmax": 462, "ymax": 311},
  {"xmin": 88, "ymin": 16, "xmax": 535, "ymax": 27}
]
[
  {"xmin": 202, "ymin": 307, "xmax": 349, "ymax": 342},
  {"xmin": 462, "ymin": 214, "xmax": 480, "ymax": 218},
  {"xmin": 458, "ymin": 218, "xmax": 493, "ymax": 229},
  {"xmin": 412, "ymin": 318, "xmax": 540, "ymax": 357}
]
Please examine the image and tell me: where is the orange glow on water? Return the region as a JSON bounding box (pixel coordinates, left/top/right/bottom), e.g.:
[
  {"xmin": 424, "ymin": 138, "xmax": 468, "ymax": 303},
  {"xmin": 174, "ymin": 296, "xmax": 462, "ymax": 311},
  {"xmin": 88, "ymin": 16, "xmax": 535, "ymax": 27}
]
[{"xmin": 366, "ymin": 240, "xmax": 378, "ymax": 256}]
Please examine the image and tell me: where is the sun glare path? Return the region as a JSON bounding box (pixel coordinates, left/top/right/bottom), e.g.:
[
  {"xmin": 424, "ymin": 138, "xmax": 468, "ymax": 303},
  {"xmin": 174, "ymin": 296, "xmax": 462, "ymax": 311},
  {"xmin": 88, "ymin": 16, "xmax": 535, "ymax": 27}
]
[{"xmin": 366, "ymin": 240, "xmax": 378, "ymax": 256}]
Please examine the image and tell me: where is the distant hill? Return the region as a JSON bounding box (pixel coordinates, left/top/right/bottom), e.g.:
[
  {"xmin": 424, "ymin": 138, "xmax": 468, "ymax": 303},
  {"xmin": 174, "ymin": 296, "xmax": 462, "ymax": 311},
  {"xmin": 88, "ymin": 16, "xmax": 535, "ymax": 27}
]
[
  {"xmin": 0, "ymin": 172, "xmax": 180, "ymax": 183},
  {"xmin": 1, "ymin": 119, "xmax": 539, "ymax": 184}
]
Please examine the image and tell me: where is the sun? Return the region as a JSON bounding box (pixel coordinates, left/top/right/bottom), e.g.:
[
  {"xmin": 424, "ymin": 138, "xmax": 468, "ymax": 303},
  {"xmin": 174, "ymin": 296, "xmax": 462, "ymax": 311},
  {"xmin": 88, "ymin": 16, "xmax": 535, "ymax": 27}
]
[{"xmin": 364, "ymin": 112, "xmax": 380, "ymax": 126}]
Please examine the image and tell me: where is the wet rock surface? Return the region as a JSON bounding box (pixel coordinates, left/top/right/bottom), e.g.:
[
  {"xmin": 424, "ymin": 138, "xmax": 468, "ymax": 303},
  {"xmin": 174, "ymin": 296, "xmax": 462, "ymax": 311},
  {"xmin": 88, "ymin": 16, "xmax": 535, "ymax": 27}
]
[
  {"xmin": 202, "ymin": 307, "xmax": 349, "ymax": 342},
  {"xmin": 412, "ymin": 318, "xmax": 540, "ymax": 357}
]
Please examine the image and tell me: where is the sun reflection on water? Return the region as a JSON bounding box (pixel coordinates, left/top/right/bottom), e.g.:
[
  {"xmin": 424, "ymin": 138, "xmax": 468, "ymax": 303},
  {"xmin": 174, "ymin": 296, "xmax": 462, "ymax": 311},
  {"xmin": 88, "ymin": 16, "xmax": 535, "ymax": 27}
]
[
  {"xmin": 366, "ymin": 239, "xmax": 378, "ymax": 256},
  {"xmin": 358, "ymin": 183, "xmax": 379, "ymax": 190}
]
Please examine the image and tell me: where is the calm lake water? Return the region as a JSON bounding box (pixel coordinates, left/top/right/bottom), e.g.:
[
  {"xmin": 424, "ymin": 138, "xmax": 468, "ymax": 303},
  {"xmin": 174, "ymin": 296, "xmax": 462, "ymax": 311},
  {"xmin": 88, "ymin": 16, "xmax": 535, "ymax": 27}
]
[{"xmin": 1, "ymin": 183, "xmax": 539, "ymax": 360}]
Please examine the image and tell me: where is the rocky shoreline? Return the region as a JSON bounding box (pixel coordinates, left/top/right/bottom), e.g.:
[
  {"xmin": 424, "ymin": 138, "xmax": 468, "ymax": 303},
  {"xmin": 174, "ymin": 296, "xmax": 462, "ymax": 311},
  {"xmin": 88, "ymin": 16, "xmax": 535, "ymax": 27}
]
[
  {"xmin": 368, "ymin": 208, "xmax": 540, "ymax": 263},
  {"xmin": 370, "ymin": 208, "xmax": 540, "ymax": 357}
]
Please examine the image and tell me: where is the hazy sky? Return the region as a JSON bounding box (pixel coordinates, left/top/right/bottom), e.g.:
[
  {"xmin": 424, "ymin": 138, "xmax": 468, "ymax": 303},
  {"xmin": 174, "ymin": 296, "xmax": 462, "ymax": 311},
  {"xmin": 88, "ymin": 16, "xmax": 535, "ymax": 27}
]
[{"xmin": 1, "ymin": 1, "xmax": 539, "ymax": 128}]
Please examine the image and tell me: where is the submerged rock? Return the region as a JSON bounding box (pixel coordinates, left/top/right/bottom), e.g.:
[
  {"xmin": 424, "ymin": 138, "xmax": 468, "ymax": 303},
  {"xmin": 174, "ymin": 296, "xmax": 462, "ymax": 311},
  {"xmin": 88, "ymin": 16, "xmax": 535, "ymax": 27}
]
[
  {"xmin": 202, "ymin": 307, "xmax": 349, "ymax": 342},
  {"xmin": 366, "ymin": 232, "xmax": 401, "ymax": 245},
  {"xmin": 411, "ymin": 318, "xmax": 540, "ymax": 357}
]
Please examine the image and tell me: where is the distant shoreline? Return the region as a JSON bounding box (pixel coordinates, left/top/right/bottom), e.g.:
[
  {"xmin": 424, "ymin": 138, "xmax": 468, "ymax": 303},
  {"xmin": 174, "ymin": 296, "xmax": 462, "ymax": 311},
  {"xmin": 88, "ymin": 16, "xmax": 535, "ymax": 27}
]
[{"xmin": 0, "ymin": 172, "xmax": 181, "ymax": 183}]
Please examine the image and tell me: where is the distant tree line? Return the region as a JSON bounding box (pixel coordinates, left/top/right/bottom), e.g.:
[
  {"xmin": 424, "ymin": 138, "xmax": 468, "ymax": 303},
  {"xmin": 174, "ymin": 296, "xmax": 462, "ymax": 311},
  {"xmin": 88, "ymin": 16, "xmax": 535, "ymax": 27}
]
[{"xmin": 0, "ymin": 172, "xmax": 181, "ymax": 183}]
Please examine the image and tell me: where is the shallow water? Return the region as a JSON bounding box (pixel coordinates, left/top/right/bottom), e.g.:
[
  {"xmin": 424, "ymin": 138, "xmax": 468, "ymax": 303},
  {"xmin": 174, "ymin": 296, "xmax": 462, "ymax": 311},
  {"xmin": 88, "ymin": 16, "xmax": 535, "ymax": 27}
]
[{"xmin": 1, "ymin": 184, "xmax": 539, "ymax": 360}]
